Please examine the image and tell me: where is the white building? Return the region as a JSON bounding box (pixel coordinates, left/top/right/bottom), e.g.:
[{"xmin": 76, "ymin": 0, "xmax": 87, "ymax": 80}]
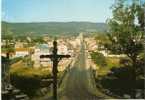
[
  {"xmin": 58, "ymin": 44, "xmax": 68, "ymax": 55},
  {"xmin": 15, "ymin": 48, "xmax": 29, "ymax": 57},
  {"xmin": 32, "ymin": 44, "xmax": 51, "ymax": 68},
  {"xmin": 32, "ymin": 42, "xmax": 71, "ymax": 71}
]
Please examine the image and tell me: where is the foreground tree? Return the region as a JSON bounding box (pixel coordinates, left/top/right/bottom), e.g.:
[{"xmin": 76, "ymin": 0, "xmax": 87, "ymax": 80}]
[{"xmin": 106, "ymin": 0, "xmax": 144, "ymax": 98}]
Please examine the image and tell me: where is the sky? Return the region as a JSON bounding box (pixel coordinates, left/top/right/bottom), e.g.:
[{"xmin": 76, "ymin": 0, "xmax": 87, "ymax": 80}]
[{"xmin": 2, "ymin": 0, "xmax": 115, "ymax": 23}]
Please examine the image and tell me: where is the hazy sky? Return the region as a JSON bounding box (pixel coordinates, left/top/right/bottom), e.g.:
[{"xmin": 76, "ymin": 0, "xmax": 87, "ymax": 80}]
[{"xmin": 2, "ymin": 0, "xmax": 115, "ymax": 23}]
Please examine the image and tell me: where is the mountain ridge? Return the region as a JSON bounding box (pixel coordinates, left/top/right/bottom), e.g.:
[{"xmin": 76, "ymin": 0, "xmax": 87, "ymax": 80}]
[{"xmin": 2, "ymin": 21, "xmax": 108, "ymax": 36}]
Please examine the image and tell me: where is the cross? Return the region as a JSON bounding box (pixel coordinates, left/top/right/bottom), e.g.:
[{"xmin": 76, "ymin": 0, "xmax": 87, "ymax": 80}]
[
  {"xmin": 40, "ymin": 40, "xmax": 70, "ymax": 100},
  {"xmin": 2, "ymin": 40, "xmax": 11, "ymax": 88}
]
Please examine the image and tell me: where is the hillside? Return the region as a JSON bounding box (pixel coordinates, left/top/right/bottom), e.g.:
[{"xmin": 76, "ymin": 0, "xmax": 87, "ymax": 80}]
[{"xmin": 2, "ymin": 21, "xmax": 108, "ymax": 36}]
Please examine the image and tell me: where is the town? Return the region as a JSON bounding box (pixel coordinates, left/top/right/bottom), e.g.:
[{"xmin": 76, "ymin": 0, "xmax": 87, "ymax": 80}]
[
  {"xmin": 2, "ymin": 35, "xmax": 99, "ymax": 70},
  {"xmin": 1, "ymin": 0, "xmax": 144, "ymax": 99}
]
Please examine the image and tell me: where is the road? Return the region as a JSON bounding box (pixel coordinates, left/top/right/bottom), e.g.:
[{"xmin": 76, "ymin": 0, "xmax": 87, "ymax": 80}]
[{"xmin": 57, "ymin": 34, "xmax": 108, "ymax": 100}]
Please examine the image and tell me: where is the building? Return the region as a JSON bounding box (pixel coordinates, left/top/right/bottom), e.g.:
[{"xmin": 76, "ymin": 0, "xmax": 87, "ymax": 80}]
[
  {"xmin": 58, "ymin": 44, "xmax": 68, "ymax": 55},
  {"xmin": 32, "ymin": 44, "xmax": 51, "ymax": 68},
  {"xmin": 15, "ymin": 48, "xmax": 29, "ymax": 57},
  {"xmin": 15, "ymin": 42, "xmax": 24, "ymax": 48}
]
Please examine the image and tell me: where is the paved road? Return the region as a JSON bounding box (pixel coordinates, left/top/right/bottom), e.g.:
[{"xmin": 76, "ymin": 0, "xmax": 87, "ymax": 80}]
[{"xmin": 57, "ymin": 35, "xmax": 107, "ymax": 100}]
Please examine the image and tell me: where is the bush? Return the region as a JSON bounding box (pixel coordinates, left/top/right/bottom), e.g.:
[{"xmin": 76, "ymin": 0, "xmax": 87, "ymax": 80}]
[
  {"xmin": 99, "ymin": 66, "xmax": 144, "ymax": 98},
  {"xmin": 10, "ymin": 66, "xmax": 52, "ymax": 97},
  {"xmin": 11, "ymin": 74, "xmax": 41, "ymax": 97},
  {"xmin": 91, "ymin": 52, "xmax": 107, "ymax": 66},
  {"xmin": 119, "ymin": 58, "xmax": 132, "ymax": 66}
]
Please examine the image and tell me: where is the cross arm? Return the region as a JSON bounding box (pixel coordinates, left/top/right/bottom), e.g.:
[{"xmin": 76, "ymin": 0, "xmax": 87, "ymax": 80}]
[
  {"xmin": 40, "ymin": 55, "xmax": 53, "ymax": 59},
  {"xmin": 57, "ymin": 55, "xmax": 71, "ymax": 59}
]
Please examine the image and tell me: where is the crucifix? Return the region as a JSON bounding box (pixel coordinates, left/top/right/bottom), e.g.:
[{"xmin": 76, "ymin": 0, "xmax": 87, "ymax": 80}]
[
  {"xmin": 40, "ymin": 40, "xmax": 70, "ymax": 100},
  {"xmin": 3, "ymin": 40, "xmax": 11, "ymax": 88}
]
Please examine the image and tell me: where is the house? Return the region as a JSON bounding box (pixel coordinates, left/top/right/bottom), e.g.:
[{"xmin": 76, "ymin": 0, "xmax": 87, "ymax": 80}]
[
  {"xmin": 31, "ymin": 44, "xmax": 51, "ymax": 68},
  {"xmin": 15, "ymin": 48, "xmax": 29, "ymax": 57},
  {"xmin": 15, "ymin": 42, "xmax": 24, "ymax": 48},
  {"xmin": 58, "ymin": 44, "xmax": 68, "ymax": 55}
]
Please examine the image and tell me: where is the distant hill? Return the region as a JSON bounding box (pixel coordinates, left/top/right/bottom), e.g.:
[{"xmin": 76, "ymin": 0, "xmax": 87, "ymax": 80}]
[{"xmin": 2, "ymin": 21, "xmax": 108, "ymax": 37}]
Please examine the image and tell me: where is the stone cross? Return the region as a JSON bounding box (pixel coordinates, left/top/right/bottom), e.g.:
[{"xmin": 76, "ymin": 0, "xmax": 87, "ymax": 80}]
[{"xmin": 40, "ymin": 40, "xmax": 70, "ymax": 100}]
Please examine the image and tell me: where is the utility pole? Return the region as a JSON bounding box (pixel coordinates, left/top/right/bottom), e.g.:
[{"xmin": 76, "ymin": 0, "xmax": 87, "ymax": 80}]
[{"xmin": 40, "ymin": 40, "xmax": 70, "ymax": 100}]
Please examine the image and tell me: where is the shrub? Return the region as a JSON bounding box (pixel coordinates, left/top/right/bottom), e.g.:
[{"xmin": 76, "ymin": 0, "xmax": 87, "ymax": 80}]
[
  {"xmin": 91, "ymin": 52, "xmax": 107, "ymax": 66},
  {"xmin": 11, "ymin": 74, "xmax": 41, "ymax": 97},
  {"xmin": 10, "ymin": 66, "xmax": 52, "ymax": 97},
  {"xmin": 100, "ymin": 66, "xmax": 144, "ymax": 98}
]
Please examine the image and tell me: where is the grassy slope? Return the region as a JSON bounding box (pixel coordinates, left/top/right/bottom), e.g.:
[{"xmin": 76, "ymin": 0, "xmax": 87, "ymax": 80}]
[{"xmin": 97, "ymin": 57, "xmax": 120, "ymax": 76}]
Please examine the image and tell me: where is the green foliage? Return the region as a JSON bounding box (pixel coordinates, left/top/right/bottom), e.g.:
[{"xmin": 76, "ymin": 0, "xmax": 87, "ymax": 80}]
[
  {"xmin": 101, "ymin": 0, "xmax": 145, "ymax": 98},
  {"xmin": 106, "ymin": 0, "xmax": 144, "ymax": 78},
  {"xmin": 10, "ymin": 67, "xmax": 52, "ymax": 97},
  {"xmin": 136, "ymin": 53, "xmax": 145, "ymax": 76},
  {"xmin": 22, "ymin": 56, "xmax": 34, "ymax": 67},
  {"xmin": 96, "ymin": 57, "xmax": 120, "ymax": 76},
  {"xmin": 91, "ymin": 52, "xmax": 107, "ymax": 66},
  {"xmin": 2, "ymin": 46, "xmax": 15, "ymax": 53},
  {"xmin": 95, "ymin": 34, "xmax": 110, "ymax": 50},
  {"xmin": 99, "ymin": 66, "xmax": 144, "ymax": 98},
  {"xmin": 97, "ymin": 56, "xmax": 144, "ymax": 98},
  {"xmin": 106, "ymin": 57, "xmax": 120, "ymax": 68},
  {"xmin": 11, "ymin": 74, "xmax": 41, "ymax": 97},
  {"xmin": 32, "ymin": 37, "xmax": 46, "ymax": 44},
  {"xmin": 2, "ymin": 31, "xmax": 15, "ymax": 53},
  {"xmin": 106, "ymin": 0, "xmax": 144, "ymax": 55}
]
